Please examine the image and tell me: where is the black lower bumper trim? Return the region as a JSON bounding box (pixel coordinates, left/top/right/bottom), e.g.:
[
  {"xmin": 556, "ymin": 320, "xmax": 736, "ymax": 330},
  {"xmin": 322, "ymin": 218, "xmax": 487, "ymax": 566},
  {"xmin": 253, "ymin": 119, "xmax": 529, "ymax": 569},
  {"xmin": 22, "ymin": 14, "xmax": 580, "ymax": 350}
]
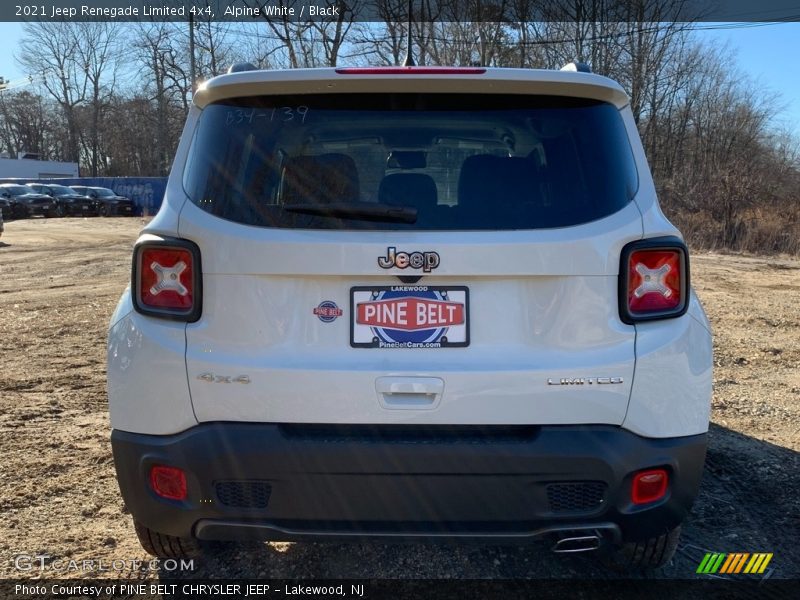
[
  {"xmin": 111, "ymin": 423, "xmax": 706, "ymax": 543},
  {"xmin": 194, "ymin": 519, "xmax": 622, "ymax": 545}
]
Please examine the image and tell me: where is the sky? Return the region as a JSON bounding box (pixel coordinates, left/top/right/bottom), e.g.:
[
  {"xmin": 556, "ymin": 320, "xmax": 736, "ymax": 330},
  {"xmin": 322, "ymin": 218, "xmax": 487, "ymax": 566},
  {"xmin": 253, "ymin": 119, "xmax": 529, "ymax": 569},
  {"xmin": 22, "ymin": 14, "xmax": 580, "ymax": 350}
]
[
  {"xmin": 702, "ymin": 22, "xmax": 800, "ymax": 137},
  {"xmin": 0, "ymin": 20, "xmax": 798, "ymax": 136}
]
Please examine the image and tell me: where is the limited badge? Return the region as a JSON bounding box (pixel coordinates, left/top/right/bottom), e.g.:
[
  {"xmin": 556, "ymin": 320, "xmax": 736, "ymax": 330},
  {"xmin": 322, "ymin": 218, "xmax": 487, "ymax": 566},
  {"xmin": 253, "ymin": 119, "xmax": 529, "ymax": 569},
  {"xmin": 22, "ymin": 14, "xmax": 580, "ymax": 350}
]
[{"xmin": 314, "ymin": 300, "xmax": 343, "ymax": 323}]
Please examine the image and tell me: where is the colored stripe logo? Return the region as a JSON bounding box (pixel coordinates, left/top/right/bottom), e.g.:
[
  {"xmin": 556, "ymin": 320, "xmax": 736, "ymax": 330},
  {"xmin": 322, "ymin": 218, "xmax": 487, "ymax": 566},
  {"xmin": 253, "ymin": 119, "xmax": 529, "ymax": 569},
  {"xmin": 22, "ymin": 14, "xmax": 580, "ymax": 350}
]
[{"xmin": 697, "ymin": 552, "xmax": 773, "ymax": 574}]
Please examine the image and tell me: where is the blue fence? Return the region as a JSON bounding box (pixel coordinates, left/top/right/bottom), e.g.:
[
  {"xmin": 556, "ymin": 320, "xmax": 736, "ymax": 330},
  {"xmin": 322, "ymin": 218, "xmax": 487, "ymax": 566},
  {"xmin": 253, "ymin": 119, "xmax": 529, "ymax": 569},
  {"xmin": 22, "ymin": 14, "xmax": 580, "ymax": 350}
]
[{"xmin": 45, "ymin": 177, "xmax": 168, "ymax": 216}]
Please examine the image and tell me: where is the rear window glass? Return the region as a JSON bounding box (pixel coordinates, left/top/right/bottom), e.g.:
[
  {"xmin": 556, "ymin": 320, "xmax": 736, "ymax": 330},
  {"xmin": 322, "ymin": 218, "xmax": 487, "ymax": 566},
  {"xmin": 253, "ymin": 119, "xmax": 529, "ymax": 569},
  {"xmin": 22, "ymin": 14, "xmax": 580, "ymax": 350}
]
[
  {"xmin": 183, "ymin": 94, "xmax": 637, "ymax": 230},
  {"xmin": 47, "ymin": 185, "xmax": 75, "ymax": 195},
  {"xmin": 2, "ymin": 185, "xmax": 34, "ymax": 196}
]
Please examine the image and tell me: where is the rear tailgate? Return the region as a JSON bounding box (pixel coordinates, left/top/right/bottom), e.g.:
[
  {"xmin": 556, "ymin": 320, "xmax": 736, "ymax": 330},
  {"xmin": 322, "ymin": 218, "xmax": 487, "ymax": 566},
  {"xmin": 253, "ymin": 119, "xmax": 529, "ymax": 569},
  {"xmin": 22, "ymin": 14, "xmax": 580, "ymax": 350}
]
[
  {"xmin": 181, "ymin": 201, "xmax": 640, "ymax": 425},
  {"xmin": 179, "ymin": 76, "xmax": 641, "ymax": 425}
]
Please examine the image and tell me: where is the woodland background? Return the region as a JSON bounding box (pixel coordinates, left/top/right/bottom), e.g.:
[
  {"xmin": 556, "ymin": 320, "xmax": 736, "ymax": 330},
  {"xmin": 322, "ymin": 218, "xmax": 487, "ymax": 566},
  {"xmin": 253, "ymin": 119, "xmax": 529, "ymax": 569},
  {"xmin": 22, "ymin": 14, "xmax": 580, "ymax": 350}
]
[{"xmin": 2, "ymin": 0, "xmax": 798, "ymax": 254}]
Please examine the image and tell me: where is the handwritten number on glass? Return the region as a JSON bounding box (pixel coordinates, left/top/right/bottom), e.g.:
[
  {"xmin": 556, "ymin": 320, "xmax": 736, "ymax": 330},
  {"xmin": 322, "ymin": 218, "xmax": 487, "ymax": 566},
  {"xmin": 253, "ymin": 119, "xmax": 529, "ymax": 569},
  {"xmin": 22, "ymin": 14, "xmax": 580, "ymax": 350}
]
[{"xmin": 226, "ymin": 106, "xmax": 309, "ymax": 126}]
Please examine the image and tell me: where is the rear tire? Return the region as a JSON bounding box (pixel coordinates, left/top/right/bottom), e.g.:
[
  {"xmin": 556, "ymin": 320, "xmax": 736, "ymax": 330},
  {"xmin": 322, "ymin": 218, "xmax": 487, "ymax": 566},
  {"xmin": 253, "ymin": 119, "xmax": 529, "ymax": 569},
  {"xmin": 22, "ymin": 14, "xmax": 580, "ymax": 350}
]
[
  {"xmin": 600, "ymin": 525, "xmax": 681, "ymax": 571},
  {"xmin": 98, "ymin": 204, "xmax": 110, "ymax": 217},
  {"xmin": 133, "ymin": 519, "xmax": 205, "ymax": 559}
]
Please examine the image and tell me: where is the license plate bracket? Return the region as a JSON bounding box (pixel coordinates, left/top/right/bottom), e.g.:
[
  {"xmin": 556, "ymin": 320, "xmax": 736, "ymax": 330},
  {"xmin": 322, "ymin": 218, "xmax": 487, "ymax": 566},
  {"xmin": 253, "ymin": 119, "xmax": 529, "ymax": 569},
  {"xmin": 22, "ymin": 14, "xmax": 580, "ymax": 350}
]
[{"xmin": 350, "ymin": 285, "xmax": 469, "ymax": 349}]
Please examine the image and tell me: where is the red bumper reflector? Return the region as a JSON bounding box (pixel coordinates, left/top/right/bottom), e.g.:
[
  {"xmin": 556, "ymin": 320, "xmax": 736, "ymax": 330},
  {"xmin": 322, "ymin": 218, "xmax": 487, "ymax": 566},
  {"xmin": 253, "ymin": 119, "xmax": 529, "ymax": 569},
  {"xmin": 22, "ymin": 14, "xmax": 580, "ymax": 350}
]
[
  {"xmin": 149, "ymin": 465, "xmax": 187, "ymax": 501},
  {"xmin": 632, "ymin": 469, "xmax": 669, "ymax": 504},
  {"xmin": 335, "ymin": 67, "xmax": 486, "ymax": 75}
]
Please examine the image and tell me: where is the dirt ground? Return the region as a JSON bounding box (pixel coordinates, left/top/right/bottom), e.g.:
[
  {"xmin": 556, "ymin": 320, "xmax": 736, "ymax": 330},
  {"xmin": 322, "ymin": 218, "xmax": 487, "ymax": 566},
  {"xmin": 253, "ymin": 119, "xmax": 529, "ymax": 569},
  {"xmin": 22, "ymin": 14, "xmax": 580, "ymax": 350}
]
[{"xmin": 0, "ymin": 217, "xmax": 798, "ymax": 581}]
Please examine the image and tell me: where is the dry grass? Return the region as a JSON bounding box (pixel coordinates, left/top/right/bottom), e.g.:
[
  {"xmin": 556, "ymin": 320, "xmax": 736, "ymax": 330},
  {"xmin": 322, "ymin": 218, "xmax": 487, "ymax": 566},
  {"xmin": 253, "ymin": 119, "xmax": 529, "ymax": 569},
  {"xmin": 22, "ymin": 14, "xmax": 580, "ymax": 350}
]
[
  {"xmin": 0, "ymin": 218, "xmax": 798, "ymax": 580},
  {"xmin": 669, "ymin": 208, "xmax": 800, "ymax": 256}
]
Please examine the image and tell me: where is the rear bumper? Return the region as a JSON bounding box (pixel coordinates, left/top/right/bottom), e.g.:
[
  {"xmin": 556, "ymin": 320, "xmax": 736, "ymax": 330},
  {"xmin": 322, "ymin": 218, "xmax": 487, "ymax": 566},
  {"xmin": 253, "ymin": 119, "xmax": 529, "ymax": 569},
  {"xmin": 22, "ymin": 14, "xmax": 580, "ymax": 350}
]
[
  {"xmin": 111, "ymin": 424, "xmax": 706, "ymax": 544},
  {"xmin": 3, "ymin": 205, "xmax": 28, "ymax": 219},
  {"xmin": 107, "ymin": 203, "xmax": 135, "ymax": 216},
  {"xmin": 67, "ymin": 203, "xmax": 99, "ymax": 216},
  {"xmin": 27, "ymin": 204, "xmax": 55, "ymax": 215}
]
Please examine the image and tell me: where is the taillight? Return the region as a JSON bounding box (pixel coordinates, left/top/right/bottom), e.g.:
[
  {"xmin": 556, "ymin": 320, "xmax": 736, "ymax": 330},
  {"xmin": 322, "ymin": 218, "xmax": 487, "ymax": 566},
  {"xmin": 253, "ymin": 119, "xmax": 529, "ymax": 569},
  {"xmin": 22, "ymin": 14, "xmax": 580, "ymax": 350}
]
[
  {"xmin": 132, "ymin": 238, "xmax": 202, "ymax": 322},
  {"xmin": 619, "ymin": 237, "xmax": 689, "ymax": 323}
]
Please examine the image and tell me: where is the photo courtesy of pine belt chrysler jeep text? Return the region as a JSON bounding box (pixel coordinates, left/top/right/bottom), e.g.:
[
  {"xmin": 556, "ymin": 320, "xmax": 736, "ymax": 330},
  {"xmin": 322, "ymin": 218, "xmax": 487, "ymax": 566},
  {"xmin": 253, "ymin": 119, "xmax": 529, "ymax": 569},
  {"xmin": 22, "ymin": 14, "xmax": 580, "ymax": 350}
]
[{"xmin": 107, "ymin": 63, "xmax": 713, "ymax": 570}]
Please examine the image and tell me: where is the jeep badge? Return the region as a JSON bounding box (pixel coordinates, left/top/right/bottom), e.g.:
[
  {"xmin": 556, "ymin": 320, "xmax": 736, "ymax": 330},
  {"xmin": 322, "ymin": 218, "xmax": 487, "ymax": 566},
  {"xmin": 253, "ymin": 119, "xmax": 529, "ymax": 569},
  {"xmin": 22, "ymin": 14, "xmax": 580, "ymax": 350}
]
[{"xmin": 378, "ymin": 247, "xmax": 440, "ymax": 272}]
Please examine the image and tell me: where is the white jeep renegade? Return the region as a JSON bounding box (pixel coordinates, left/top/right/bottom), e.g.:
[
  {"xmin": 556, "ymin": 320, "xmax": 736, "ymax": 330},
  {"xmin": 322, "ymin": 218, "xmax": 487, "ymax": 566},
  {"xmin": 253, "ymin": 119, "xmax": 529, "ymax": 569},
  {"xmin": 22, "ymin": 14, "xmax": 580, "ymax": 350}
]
[{"xmin": 108, "ymin": 64, "xmax": 712, "ymax": 569}]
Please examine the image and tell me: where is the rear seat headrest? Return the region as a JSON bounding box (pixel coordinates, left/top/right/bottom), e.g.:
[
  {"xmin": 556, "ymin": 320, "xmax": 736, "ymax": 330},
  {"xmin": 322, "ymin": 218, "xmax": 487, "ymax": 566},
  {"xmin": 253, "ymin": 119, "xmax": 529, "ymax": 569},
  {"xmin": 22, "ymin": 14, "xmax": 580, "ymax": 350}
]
[
  {"xmin": 281, "ymin": 153, "xmax": 360, "ymax": 205},
  {"xmin": 458, "ymin": 154, "xmax": 540, "ymax": 212},
  {"xmin": 378, "ymin": 173, "xmax": 438, "ymax": 210}
]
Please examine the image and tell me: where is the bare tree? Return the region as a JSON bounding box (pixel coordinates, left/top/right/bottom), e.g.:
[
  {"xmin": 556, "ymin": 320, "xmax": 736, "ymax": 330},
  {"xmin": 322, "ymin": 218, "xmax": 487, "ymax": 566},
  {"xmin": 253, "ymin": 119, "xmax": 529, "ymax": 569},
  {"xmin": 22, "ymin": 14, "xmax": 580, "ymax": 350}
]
[
  {"xmin": 17, "ymin": 22, "xmax": 87, "ymax": 162},
  {"xmin": 307, "ymin": 0, "xmax": 362, "ymax": 66},
  {"xmin": 0, "ymin": 90, "xmax": 47, "ymax": 158},
  {"xmin": 74, "ymin": 22, "xmax": 123, "ymax": 176},
  {"xmin": 227, "ymin": 22, "xmax": 284, "ymax": 69},
  {"xmin": 351, "ymin": 1, "xmax": 408, "ymax": 66},
  {"xmin": 240, "ymin": 0, "xmax": 312, "ymax": 68},
  {"xmin": 134, "ymin": 23, "xmax": 184, "ymax": 175},
  {"xmin": 192, "ymin": 3, "xmax": 238, "ymax": 78}
]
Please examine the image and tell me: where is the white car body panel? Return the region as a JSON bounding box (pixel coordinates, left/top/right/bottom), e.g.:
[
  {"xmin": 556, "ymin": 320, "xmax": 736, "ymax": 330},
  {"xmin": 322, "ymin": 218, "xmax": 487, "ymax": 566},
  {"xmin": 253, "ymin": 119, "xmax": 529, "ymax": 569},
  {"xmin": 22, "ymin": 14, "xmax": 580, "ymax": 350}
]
[
  {"xmin": 185, "ymin": 274, "xmax": 635, "ymax": 425},
  {"xmin": 623, "ymin": 293, "xmax": 713, "ymax": 437},
  {"xmin": 107, "ymin": 305, "xmax": 197, "ymax": 435},
  {"xmin": 177, "ymin": 198, "xmax": 643, "ymax": 277},
  {"xmin": 107, "ymin": 66, "xmax": 712, "ymax": 440},
  {"xmin": 179, "ymin": 195, "xmax": 642, "ymax": 425}
]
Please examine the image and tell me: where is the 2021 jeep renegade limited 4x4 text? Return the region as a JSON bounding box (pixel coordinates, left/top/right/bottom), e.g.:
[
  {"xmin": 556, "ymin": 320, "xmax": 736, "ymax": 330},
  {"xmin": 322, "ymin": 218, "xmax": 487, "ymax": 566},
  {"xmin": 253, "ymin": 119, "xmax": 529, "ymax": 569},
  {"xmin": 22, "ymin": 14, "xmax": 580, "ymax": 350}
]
[{"xmin": 108, "ymin": 65, "xmax": 712, "ymax": 569}]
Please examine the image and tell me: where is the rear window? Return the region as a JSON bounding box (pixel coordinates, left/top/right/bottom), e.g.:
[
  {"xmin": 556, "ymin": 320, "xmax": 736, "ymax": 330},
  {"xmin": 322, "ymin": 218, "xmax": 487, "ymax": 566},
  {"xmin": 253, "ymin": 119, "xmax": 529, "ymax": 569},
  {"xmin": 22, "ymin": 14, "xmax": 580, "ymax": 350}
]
[
  {"xmin": 46, "ymin": 185, "xmax": 74, "ymax": 195},
  {"xmin": 183, "ymin": 94, "xmax": 637, "ymax": 230},
  {"xmin": 2, "ymin": 185, "xmax": 34, "ymax": 196}
]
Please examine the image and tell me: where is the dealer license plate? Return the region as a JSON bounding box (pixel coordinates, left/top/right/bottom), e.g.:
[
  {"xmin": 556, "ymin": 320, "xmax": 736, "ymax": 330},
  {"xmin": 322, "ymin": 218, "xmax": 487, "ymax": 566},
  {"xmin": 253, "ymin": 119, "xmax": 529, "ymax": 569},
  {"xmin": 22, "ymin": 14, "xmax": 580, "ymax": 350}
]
[{"xmin": 350, "ymin": 285, "xmax": 469, "ymax": 349}]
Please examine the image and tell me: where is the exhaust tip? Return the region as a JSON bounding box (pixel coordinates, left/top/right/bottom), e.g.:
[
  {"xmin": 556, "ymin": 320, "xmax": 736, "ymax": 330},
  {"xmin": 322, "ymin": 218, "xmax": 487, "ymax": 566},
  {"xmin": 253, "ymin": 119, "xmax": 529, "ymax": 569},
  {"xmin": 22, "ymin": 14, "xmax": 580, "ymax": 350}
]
[{"xmin": 552, "ymin": 535, "xmax": 601, "ymax": 553}]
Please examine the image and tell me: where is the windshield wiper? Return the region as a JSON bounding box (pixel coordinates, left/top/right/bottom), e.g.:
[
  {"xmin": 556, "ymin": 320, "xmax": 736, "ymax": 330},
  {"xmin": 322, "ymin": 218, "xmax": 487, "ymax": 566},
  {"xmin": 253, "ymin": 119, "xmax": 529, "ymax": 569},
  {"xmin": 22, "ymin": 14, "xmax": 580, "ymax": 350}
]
[{"xmin": 283, "ymin": 202, "xmax": 417, "ymax": 224}]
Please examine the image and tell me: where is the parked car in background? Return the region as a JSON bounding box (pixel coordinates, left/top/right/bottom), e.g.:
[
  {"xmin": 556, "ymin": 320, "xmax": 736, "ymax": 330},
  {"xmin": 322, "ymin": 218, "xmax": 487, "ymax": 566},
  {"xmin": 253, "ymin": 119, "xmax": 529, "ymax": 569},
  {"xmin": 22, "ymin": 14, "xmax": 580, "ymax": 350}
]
[
  {"xmin": 0, "ymin": 204, "xmax": 4, "ymax": 237},
  {"xmin": 70, "ymin": 186, "xmax": 135, "ymax": 216},
  {"xmin": 0, "ymin": 183, "xmax": 56, "ymax": 217},
  {"xmin": 0, "ymin": 194, "xmax": 29, "ymax": 220},
  {"xmin": 26, "ymin": 183, "xmax": 98, "ymax": 217}
]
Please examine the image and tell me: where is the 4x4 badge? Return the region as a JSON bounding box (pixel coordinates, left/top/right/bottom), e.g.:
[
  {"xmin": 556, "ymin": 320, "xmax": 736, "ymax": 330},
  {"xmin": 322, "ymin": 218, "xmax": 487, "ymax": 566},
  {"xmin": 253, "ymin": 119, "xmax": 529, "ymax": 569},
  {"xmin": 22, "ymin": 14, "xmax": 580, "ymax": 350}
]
[
  {"xmin": 378, "ymin": 247, "xmax": 440, "ymax": 272},
  {"xmin": 197, "ymin": 373, "xmax": 250, "ymax": 384}
]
